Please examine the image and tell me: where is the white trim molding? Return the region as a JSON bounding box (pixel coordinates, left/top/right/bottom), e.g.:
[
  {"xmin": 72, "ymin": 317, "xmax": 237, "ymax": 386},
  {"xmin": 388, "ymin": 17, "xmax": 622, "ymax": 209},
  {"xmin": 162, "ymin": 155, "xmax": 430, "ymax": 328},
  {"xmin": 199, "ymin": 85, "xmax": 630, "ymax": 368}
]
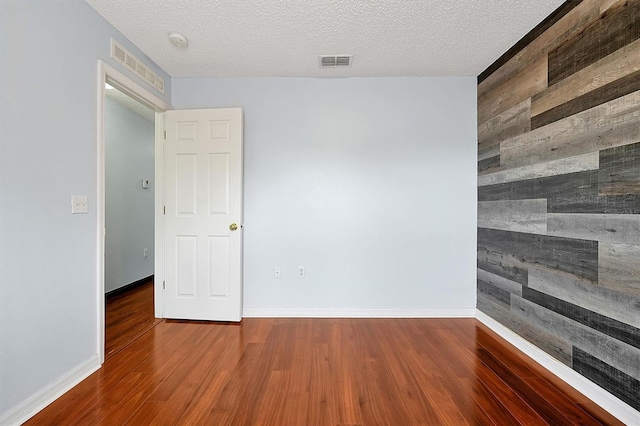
[
  {"xmin": 0, "ymin": 354, "xmax": 100, "ymax": 426},
  {"xmin": 476, "ymin": 310, "xmax": 640, "ymax": 425},
  {"xmin": 243, "ymin": 308, "xmax": 477, "ymax": 318}
]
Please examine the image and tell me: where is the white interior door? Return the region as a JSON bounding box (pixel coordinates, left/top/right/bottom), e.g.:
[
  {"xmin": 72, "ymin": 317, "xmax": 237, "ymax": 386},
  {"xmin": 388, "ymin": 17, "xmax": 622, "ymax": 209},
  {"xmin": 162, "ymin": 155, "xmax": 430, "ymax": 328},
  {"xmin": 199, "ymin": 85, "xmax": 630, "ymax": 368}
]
[{"xmin": 163, "ymin": 108, "xmax": 243, "ymax": 321}]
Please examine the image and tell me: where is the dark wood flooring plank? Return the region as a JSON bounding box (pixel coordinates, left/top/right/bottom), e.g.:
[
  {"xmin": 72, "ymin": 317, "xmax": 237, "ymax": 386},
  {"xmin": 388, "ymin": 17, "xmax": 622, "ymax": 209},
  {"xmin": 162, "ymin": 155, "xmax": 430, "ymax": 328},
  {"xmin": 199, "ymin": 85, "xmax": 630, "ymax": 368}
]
[
  {"xmin": 477, "ymin": 348, "xmax": 574, "ymax": 425},
  {"xmin": 522, "ymin": 377, "xmax": 605, "ymax": 426},
  {"xmin": 548, "ymin": 0, "xmax": 640, "ymax": 85},
  {"xmin": 533, "ymin": 68, "xmax": 640, "ymax": 129},
  {"xmin": 573, "ymin": 346, "xmax": 640, "ymax": 411},
  {"xmin": 105, "ymin": 278, "xmax": 162, "ymax": 360},
  {"xmin": 25, "ymin": 318, "xmax": 623, "ymax": 425}
]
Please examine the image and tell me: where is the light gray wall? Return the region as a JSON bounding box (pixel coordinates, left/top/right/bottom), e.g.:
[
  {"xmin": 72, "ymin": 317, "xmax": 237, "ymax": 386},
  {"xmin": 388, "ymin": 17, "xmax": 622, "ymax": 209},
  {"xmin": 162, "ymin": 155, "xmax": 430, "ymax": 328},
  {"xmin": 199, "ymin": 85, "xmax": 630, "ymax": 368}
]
[
  {"xmin": 105, "ymin": 97, "xmax": 154, "ymax": 293},
  {"xmin": 0, "ymin": 0, "xmax": 170, "ymax": 418},
  {"xmin": 173, "ymin": 77, "xmax": 477, "ymax": 314}
]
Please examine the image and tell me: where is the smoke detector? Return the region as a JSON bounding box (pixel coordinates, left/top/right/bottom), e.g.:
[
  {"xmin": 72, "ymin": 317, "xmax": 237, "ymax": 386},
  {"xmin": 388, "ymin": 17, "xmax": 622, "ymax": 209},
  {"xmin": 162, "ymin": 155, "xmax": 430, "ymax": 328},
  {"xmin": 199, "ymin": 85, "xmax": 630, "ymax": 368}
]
[
  {"xmin": 319, "ymin": 55, "xmax": 353, "ymax": 67},
  {"xmin": 168, "ymin": 32, "xmax": 188, "ymax": 48}
]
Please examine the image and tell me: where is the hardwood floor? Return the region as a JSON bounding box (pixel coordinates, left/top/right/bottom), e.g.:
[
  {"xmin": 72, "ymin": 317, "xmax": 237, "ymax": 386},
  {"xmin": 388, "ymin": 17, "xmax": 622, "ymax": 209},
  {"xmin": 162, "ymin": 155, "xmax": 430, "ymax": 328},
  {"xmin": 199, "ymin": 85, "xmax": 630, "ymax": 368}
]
[
  {"xmin": 27, "ymin": 289, "xmax": 622, "ymax": 425},
  {"xmin": 105, "ymin": 279, "xmax": 162, "ymax": 360}
]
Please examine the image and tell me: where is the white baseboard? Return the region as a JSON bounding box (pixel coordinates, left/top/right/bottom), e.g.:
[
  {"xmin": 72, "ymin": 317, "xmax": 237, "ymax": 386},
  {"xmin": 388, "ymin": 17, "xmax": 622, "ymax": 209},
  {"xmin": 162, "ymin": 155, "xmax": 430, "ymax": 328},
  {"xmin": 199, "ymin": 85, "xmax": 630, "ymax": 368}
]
[
  {"xmin": 243, "ymin": 307, "xmax": 476, "ymax": 318},
  {"xmin": 476, "ymin": 310, "xmax": 640, "ymax": 425},
  {"xmin": 0, "ymin": 354, "xmax": 101, "ymax": 426}
]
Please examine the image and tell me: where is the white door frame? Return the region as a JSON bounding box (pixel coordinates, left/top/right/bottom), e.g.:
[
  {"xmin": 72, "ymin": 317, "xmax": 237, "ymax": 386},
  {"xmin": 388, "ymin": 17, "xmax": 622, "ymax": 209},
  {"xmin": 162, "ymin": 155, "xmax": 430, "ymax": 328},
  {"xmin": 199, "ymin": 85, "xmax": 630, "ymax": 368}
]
[{"xmin": 96, "ymin": 60, "xmax": 170, "ymax": 364}]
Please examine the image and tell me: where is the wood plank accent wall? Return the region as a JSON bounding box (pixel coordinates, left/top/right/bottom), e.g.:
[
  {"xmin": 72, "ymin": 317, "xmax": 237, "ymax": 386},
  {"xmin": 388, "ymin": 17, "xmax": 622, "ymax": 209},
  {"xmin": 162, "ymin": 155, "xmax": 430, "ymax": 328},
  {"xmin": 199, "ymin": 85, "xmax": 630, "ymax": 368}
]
[{"xmin": 477, "ymin": 0, "xmax": 640, "ymax": 412}]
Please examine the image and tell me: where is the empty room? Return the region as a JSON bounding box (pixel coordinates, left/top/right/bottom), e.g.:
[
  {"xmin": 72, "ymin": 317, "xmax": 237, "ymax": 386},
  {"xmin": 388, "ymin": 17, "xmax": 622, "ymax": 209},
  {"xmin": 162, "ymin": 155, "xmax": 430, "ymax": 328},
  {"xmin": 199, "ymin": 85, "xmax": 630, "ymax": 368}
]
[{"xmin": 1, "ymin": 0, "xmax": 639, "ymax": 424}]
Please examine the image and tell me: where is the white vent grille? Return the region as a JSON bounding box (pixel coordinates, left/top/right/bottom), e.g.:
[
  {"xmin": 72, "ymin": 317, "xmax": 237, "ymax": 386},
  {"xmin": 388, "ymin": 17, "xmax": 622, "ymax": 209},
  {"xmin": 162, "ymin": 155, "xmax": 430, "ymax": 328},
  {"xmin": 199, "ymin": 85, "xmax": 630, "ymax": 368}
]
[
  {"xmin": 111, "ymin": 39, "xmax": 165, "ymax": 94},
  {"xmin": 319, "ymin": 55, "xmax": 353, "ymax": 68}
]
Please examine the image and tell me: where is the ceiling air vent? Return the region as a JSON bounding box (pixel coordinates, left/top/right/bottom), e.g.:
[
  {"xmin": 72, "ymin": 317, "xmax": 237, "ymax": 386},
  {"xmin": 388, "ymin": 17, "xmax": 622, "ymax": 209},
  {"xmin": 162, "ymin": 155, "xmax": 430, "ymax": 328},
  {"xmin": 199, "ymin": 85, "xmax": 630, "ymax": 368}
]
[
  {"xmin": 319, "ymin": 55, "xmax": 353, "ymax": 68},
  {"xmin": 111, "ymin": 39, "xmax": 165, "ymax": 94}
]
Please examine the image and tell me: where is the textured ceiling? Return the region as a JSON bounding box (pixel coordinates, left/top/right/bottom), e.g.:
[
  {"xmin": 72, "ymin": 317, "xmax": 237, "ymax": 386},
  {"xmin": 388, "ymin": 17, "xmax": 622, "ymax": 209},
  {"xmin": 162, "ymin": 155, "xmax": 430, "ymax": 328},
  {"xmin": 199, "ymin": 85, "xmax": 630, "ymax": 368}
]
[
  {"xmin": 106, "ymin": 87, "xmax": 155, "ymax": 122},
  {"xmin": 85, "ymin": 0, "xmax": 565, "ymax": 78}
]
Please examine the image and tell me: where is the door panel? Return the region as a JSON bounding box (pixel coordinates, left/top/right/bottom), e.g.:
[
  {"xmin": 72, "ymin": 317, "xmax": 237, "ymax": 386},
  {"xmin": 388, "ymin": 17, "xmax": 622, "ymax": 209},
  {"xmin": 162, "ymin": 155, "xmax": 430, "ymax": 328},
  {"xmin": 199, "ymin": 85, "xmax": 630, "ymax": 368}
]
[{"xmin": 163, "ymin": 108, "xmax": 242, "ymax": 321}]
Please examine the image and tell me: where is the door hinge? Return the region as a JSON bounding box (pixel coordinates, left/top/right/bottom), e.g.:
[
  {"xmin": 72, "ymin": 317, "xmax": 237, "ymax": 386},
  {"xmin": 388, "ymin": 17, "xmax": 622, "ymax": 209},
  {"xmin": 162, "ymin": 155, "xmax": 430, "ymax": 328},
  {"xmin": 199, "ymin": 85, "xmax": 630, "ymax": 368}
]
[
  {"xmin": 163, "ymin": 206, "xmax": 166, "ymax": 215},
  {"xmin": 163, "ymin": 130, "xmax": 166, "ymax": 140},
  {"xmin": 163, "ymin": 280, "xmax": 166, "ymax": 290}
]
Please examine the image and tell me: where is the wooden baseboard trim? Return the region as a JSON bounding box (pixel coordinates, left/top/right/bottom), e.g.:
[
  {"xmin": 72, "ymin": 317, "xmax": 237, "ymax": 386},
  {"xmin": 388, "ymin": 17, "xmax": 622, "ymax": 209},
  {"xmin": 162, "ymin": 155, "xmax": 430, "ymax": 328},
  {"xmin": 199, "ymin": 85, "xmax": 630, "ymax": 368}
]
[
  {"xmin": 242, "ymin": 308, "xmax": 477, "ymax": 318},
  {"xmin": 106, "ymin": 275, "xmax": 154, "ymax": 300},
  {"xmin": 476, "ymin": 310, "xmax": 639, "ymax": 424},
  {"xmin": 0, "ymin": 354, "xmax": 100, "ymax": 425}
]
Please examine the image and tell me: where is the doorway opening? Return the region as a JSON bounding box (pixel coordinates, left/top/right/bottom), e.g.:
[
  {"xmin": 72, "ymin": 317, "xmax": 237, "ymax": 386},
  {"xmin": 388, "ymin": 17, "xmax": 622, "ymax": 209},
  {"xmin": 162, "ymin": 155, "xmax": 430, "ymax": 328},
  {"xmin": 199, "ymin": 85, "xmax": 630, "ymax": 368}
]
[
  {"xmin": 103, "ymin": 82, "xmax": 159, "ymax": 359},
  {"xmin": 97, "ymin": 60, "xmax": 170, "ymax": 363}
]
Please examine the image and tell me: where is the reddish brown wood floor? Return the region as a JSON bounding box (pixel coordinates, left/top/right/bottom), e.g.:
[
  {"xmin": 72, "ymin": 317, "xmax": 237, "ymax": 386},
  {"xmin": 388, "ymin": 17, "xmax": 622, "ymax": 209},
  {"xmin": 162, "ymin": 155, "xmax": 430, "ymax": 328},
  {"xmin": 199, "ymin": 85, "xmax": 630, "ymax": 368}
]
[
  {"xmin": 27, "ymin": 288, "xmax": 622, "ymax": 425},
  {"xmin": 105, "ymin": 279, "xmax": 162, "ymax": 360}
]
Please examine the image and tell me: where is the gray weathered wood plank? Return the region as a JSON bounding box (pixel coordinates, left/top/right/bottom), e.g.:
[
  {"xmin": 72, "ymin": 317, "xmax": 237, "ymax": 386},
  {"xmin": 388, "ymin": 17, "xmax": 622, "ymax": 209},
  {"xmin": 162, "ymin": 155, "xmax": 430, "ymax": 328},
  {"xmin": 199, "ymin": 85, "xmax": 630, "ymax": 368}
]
[
  {"xmin": 522, "ymin": 286, "xmax": 640, "ymax": 350},
  {"xmin": 478, "ymin": 55, "xmax": 547, "ymax": 125},
  {"xmin": 511, "ymin": 295, "xmax": 640, "ymax": 380},
  {"xmin": 478, "ymin": 228, "xmax": 599, "ymax": 282},
  {"xmin": 477, "ymin": 249, "xmax": 529, "ymax": 286},
  {"xmin": 547, "ymin": 194, "xmax": 640, "ymax": 214},
  {"xmin": 572, "ymin": 347, "xmax": 640, "ymax": 411},
  {"xmin": 478, "ymin": 144, "xmax": 500, "ymax": 162},
  {"xmin": 478, "ymin": 98, "xmax": 531, "ymax": 149},
  {"xmin": 532, "ymin": 37, "xmax": 640, "ymax": 117},
  {"xmin": 478, "ymin": 0, "xmax": 600, "ymax": 99},
  {"xmin": 547, "ymin": 0, "xmax": 640, "ymax": 86},
  {"xmin": 599, "ymin": 141, "xmax": 640, "ymax": 195},
  {"xmin": 477, "ymin": 294, "xmax": 572, "ymax": 366},
  {"xmin": 529, "ymin": 266, "xmax": 640, "ymax": 329},
  {"xmin": 532, "ymin": 68, "xmax": 640, "ymax": 130},
  {"xmin": 547, "ymin": 213, "xmax": 640, "ymax": 244},
  {"xmin": 501, "ymin": 90, "xmax": 640, "ymax": 170},
  {"xmin": 478, "ymin": 155, "xmax": 500, "ymax": 174},
  {"xmin": 477, "ymin": 152, "xmax": 598, "ymax": 187},
  {"xmin": 478, "ymin": 200, "xmax": 547, "ymax": 234},
  {"xmin": 477, "ymin": 268, "xmax": 522, "ymax": 296},
  {"xmin": 478, "ymin": 280, "xmax": 511, "ymax": 309},
  {"xmin": 478, "ymin": 170, "xmax": 598, "ymax": 203},
  {"xmin": 599, "ymin": 242, "xmax": 640, "ymax": 297}
]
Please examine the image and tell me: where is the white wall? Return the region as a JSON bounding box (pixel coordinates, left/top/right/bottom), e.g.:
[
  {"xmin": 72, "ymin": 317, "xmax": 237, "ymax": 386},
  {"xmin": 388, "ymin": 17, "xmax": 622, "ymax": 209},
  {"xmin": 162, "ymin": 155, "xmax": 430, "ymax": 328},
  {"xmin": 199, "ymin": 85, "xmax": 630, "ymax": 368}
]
[
  {"xmin": 105, "ymin": 97, "xmax": 155, "ymax": 293},
  {"xmin": 0, "ymin": 0, "xmax": 170, "ymax": 418},
  {"xmin": 173, "ymin": 77, "xmax": 477, "ymax": 315}
]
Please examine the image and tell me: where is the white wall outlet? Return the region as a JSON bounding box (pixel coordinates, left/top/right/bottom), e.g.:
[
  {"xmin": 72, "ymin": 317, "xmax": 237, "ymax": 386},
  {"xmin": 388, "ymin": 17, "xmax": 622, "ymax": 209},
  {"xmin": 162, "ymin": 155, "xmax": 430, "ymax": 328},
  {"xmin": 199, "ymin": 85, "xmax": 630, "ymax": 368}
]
[
  {"xmin": 297, "ymin": 266, "xmax": 305, "ymax": 278},
  {"xmin": 71, "ymin": 195, "xmax": 88, "ymax": 214},
  {"xmin": 143, "ymin": 248, "xmax": 148, "ymax": 258},
  {"xmin": 273, "ymin": 266, "xmax": 281, "ymax": 279}
]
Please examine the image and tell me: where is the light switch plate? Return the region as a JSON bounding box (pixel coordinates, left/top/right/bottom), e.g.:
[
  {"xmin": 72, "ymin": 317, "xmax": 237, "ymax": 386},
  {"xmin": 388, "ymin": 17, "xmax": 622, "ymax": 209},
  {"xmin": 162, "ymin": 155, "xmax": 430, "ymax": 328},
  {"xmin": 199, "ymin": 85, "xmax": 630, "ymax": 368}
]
[{"xmin": 71, "ymin": 195, "xmax": 88, "ymax": 214}]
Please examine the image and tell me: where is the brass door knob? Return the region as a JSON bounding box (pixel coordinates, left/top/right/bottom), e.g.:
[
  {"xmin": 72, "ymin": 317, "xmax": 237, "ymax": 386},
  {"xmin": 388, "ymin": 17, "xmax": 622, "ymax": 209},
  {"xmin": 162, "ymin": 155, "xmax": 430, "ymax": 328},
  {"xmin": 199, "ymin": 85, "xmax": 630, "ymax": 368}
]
[{"xmin": 229, "ymin": 223, "xmax": 238, "ymax": 231}]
